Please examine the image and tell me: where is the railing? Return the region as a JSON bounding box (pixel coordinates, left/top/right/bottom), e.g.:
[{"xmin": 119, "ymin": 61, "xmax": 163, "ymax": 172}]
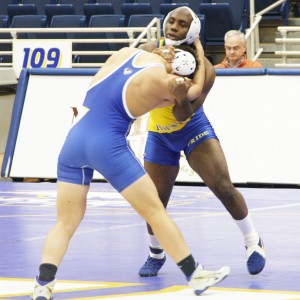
[
  {"xmin": 275, "ymin": 26, "xmax": 300, "ymax": 67},
  {"xmin": 246, "ymin": 0, "xmax": 287, "ymax": 61},
  {"xmin": 0, "ymin": 17, "xmax": 161, "ymax": 68}
]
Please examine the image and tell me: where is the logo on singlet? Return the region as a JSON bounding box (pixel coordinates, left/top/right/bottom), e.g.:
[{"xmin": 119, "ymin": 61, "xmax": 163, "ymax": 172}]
[{"xmin": 123, "ymin": 67, "xmax": 133, "ymax": 75}]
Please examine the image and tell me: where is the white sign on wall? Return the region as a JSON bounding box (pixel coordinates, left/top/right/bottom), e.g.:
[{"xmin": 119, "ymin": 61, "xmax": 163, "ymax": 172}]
[
  {"xmin": 3, "ymin": 69, "xmax": 300, "ymax": 184},
  {"xmin": 13, "ymin": 40, "xmax": 72, "ymax": 77}
]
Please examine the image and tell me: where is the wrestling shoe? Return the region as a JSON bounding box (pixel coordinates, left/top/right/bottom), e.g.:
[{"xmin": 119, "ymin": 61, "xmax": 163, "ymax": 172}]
[
  {"xmin": 189, "ymin": 264, "xmax": 230, "ymax": 296},
  {"xmin": 31, "ymin": 277, "xmax": 56, "ymax": 300},
  {"xmin": 139, "ymin": 255, "xmax": 166, "ymax": 277},
  {"xmin": 246, "ymin": 237, "xmax": 266, "ymax": 275}
]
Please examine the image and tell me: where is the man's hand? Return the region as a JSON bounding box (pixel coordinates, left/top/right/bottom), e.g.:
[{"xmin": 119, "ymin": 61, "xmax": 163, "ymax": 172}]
[{"xmin": 152, "ymin": 46, "xmax": 175, "ymax": 63}]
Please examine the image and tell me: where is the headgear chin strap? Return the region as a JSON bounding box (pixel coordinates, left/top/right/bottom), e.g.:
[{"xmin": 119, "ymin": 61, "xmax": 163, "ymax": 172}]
[
  {"xmin": 163, "ymin": 6, "xmax": 201, "ymax": 46},
  {"xmin": 171, "ymin": 49, "xmax": 196, "ymax": 76}
]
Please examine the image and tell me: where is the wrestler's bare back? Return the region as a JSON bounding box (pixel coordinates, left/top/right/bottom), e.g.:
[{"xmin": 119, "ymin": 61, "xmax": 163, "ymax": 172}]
[{"xmin": 90, "ymin": 47, "xmax": 187, "ymax": 118}]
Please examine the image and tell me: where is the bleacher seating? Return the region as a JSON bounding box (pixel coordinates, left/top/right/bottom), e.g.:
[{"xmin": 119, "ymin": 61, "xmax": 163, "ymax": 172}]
[
  {"xmin": 0, "ymin": 15, "xmax": 9, "ymax": 28},
  {"xmin": 0, "ymin": 0, "xmax": 293, "ymax": 67},
  {"xmin": 174, "ymin": 0, "xmax": 204, "ymax": 15},
  {"xmin": 255, "ymin": 0, "xmax": 291, "ymax": 26},
  {"xmin": 57, "ymin": 0, "xmax": 89, "ymax": 15},
  {"xmin": 89, "ymin": 14, "xmax": 127, "ymax": 51},
  {"xmin": 124, "ymin": 0, "xmax": 163, "ymax": 15},
  {"xmin": 7, "ymin": 4, "xmax": 38, "ymax": 24},
  {"xmin": 159, "ymin": 3, "xmax": 190, "ymax": 17},
  {"xmin": 197, "ymin": 14, "xmax": 205, "ymax": 45},
  {"xmin": 212, "ymin": 0, "xmax": 249, "ymax": 32},
  {"xmin": 21, "ymin": 0, "xmax": 56, "ymax": 15},
  {"xmin": 73, "ymin": 14, "xmax": 125, "ymax": 64},
  {"xmin": 127, "ymin": 14, "xmax": 164, "ymax": 38},
  {"xmin": 127, "ymin": 13, "xmax": 164, "ymax": 27},
  {"xmin": 11, "ymin": 15, "xmax": 47, "ymax": 38},
  {"xmin": 89, "ymin": 14, "xmax": 123, "ymax": 28},
  {"xmin": 0, "ymin": 0, "xmax": 18, "ymax": 16},
  {"xmin": 83, "ymin": 3, "xmax": 115, "ymax": 25},
  {"xmin": 0, "ymin": 13, "xmax": 12, "ymax": 64},
  {"xmin": 199, "ymin": 3, "xmax": 236, "ymax": 46},
  {"xmin": 121, "ymin": 3, "xmax": 153, "ymax": 26},
  {"xmin": 45, "ymin": 4, "xmax": 75, "ymax": 26},
  {"xmin": 50, "ymin": 15, "xmax": 86, "ymax": 38}
]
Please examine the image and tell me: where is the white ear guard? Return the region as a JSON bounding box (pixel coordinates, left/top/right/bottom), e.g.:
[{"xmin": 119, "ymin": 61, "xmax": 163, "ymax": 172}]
[
  {"xmin": 163, "ymin": 6, "xmax": 201, "ymax": 46},
  {"xmin": 171, "ymin": 49, "xmax": 196, "ymax": 76}
]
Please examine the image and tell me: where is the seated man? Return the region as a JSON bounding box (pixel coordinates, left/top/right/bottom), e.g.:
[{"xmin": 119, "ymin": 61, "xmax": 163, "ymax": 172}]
[{"xmin": 214, "ymin": 30, "xmax": 263, "ymax": 68}]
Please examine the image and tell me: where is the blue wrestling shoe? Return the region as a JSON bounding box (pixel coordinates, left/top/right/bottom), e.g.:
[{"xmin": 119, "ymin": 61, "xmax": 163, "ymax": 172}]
[
  {"xmin": 246, "ymin": 237, "xmax": 266, "ymax": 275},
  {"xmin": 139, "ymin": 255, "xmax": 166, "ymax": 277},
  {"xmin": 189, "ymin": 264, "xmax": 230, "ymax": 296}
]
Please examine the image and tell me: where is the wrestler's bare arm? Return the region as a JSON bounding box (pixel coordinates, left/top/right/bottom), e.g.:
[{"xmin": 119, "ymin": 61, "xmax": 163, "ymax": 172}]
[
  {"xmin": 138, "ymin": 41, "xmax": 157, "ymax": 52},
  {"xmin": 172, "ymin": 57, "xmax": 215, "ymax": 121},
  {"xmin": 127, "ymin": 67, "xmax": 191, "ymax": 117}
]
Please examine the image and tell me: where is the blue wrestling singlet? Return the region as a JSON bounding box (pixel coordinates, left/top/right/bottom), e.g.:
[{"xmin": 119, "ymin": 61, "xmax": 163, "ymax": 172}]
[{"xmin": 57, "ymin": 50, "xmax": 164, "ymax": 192}]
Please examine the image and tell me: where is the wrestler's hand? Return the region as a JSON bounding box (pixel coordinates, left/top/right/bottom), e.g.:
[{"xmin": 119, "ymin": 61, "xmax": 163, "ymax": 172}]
[
  {"xmin": 152, "ymin": 46, "xmax": 175, "ymax": 63},
  {"xmin": 170, "ymin": 77, "xmax": 192, "ymax": 103}
]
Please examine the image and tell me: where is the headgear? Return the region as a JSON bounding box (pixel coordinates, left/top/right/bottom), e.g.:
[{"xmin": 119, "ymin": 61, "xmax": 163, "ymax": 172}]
[
  {"xmin": 171, "ymin": 49, "xmax": 196, "ymax": 76},
  {"xmin": 163, "ymin": 6, "xmax": 201, "ymax": 46}
]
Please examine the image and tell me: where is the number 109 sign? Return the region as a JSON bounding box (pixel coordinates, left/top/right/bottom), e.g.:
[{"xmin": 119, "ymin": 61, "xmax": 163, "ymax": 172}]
[{"xmin": 13, "ymin": 40, "xmax": 72, "ymax": 77}]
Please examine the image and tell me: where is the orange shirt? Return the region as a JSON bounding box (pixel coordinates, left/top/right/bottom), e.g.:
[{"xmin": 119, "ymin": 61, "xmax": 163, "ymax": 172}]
[{"xmin": 214, "ymin": 56, "xmax": 263, "ymax": 68}]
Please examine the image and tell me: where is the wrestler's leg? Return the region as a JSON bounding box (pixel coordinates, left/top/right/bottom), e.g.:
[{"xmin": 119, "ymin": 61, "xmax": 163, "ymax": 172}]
[
  {"xmin": 122, "ymin": 173, "xmax": 230, "ymax": 293},
  {"xmin": 138, "ymin": 162, "xmax": 179, "ymax": 276},
  {"xmin": 41, "ymin": 182, "xmax": 89, "ymax": 266},
  {"xmin": 121, "ymin": 173, "xmax": 188, "ymax": 263},
  {"xmin": 187, "ymin": 138, "xmax": 266, "ymax": 275},
  {"xmin": 187, "ymin": 138, "xmax": 247, "ymax": 220},
  {"xmin": 144, "ymin": 161, "xmax": 179, "ymax": 234},
  {"xmin": 32, "ymin": 182, "xmax": 89, "ymax": 299}
]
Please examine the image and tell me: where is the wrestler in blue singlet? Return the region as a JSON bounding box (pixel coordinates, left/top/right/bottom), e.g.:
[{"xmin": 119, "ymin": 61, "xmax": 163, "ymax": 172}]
[{"xmin": 57, "ymin": 50, "xmax": 163, "ymax": 192}]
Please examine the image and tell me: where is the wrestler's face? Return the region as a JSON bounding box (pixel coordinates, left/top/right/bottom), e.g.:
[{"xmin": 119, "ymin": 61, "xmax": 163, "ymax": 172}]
[{"xmin": 165, "ymin": 8, "xmax": 193, "ymax": 42}]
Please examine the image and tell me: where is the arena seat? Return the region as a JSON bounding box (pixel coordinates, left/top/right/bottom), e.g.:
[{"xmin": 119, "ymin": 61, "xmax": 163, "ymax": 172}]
[
  {"xmin": 55, "ymin": 0, "xmax": 83, "ymax": 15},
  {"xmin": 7, "ymin": 4, "xmax": 38, "ymax": 24},
  {"xmin": 197, "ymin": 14, "xmax": 205, "ymax": 45},
  {"xmin": 50, "ymin": 15, "xmax": 86, "ymax": 38},
  {"xmin": 199, "ymin": 3, "xmax": 236, "ymax": 46},
  {"xmin": 159, "ymin": 3, "xmax": 190, "ymax": 17},
  {"xmin": 89, "ymin": 14, "xmax": 127, "ymax": 51},
  {"xmin": 0, "ymin": 15, "xmax": 9, "ymax": 28},
  {"xmin": 0, "ymin": 14, "xmax": 11, "ymax": 64},
  {"xmin": 21, "ymin": 0, "xmax": 56, "ymax": 16},
  {"xmin": 255, "ymin": 0, "xmax": 291, "ymax": 26},
  {"xmin": 121, "ymin": 3, "xmax": 153, "ymax": 26},
  {"xmin": 212, "ymin": 0, "xmax": 249, "ymax": 32},
  {"xmin": 11, "ymin": 15, "xmax": 47, "ymax": 39},
  {"xmin": 125, "ymin": 0, "xmax": 163, "ymax": 15},
  {"xmin": 127, "ymin": 14, "xmax": 164, "ymax": 38},
  {"xmin": 174, "ymin": 0, "xmax": 206, "ymax": 15},
  {"xmin": 0, "ymin": 0, "xmax": 18, "ymax": 17},
  {"xmin": 73, "ymin": 14, "xmax": 125, "ymax": 64},
  {"xmin": 45, "ymin": 4, "xmax": 75, "ymax": 26},
  {"xmin": 83, "ymin": 3, "xmax": 115, "ymax": 25}
]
